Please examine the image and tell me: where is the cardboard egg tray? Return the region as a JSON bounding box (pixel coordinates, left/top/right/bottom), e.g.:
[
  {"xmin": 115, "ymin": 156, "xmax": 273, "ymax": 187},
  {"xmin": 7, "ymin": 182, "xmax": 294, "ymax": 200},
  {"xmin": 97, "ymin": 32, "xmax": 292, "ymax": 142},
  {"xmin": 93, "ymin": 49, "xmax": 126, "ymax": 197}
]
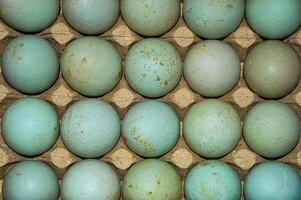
[{"xmin": 0, "ymin": 2, "xmax": 301, "ymax": 200}]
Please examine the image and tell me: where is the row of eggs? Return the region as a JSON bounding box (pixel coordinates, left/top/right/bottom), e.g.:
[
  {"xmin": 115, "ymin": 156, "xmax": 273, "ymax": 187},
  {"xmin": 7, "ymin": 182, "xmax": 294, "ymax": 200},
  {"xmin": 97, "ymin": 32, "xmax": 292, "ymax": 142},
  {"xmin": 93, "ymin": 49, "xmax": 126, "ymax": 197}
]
[
  {"xmin": 2, "ymin": 159, "xmax": 301, "ymax": 200},
  {"xmin": 2, "ymin": 35, "xmax": 301, "ymax": 99},
  {"xmin": 1, "ymin": 0, "xmax": 301, "ymax": 39},
  {"xmin": 2, "ymin": 97, "xmax": 300, "ymax": 159}
]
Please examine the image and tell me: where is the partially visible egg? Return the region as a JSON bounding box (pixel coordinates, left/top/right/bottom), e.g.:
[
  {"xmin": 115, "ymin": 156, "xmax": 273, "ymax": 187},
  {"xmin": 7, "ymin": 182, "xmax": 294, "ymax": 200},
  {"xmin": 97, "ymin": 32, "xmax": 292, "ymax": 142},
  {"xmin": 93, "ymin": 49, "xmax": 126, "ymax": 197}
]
[
  {"xmin": 122, "ymin": 100, "xmax": 180, "ymax": 157},
  {"xmin": 61, "ymin": 159, "xmax": 121, "ymax": 200},
  {"xmin": 2, "ymin": 97, "xmax": 59, "ymax": 156},
  {"xmin": 61, "ymin": 37, "xmax": 122, "ymax": 97},
  {"xmin": 244, "ymin": 161, "xmax": 301, "ymax": 200},
  {"xmin": 124, "ymin": 38, "xmax": 182, "ymax": 98},
  {"xmin": 0, "ymin": 0, "xmax": 60, "ymax": 33},
  {"xmin": 184, "ymin": 40, "xmax": 241, "ymax": 97},
  {"xmin": 183, "ymin": 0, "xmax": 245, "ymax": 39},
  {"xmin": 121, "ymin": 0, "xmax": 180, "ymax": 36},
  {"xmin": 185, "ymin": 160, "xmax": 241, "ymax": 200},
  {"xmin": 183, "ymin": 99, "xmax": 242, "ymax": 158},
  {"xmin": 244, "ymin": 40, "xmax": 301, "ymax": 99},
  {"xmin": 243, "ymin": 101, "xmax": 300, "ymax": 158},
  {"xmin": 63, "ymin": 0, "xmax": 120, "ymax": 35},
  {"xmin": 1, "ymin": 35, "xmax": 60, "ymax": 94},
  {"xmin": 2, "ymin": 160, "xmax": 59, "ymax": 200},
  {"xmin": 60, "ymin": 99, "xmax": 121, "ymax": 158},
  {"xmin": 122, "ymin": 159, "xmax": 182, "ymax": 200},
  {"xmin": 246, "ymin": 0, "xmax": 301, "ymax": 39}
]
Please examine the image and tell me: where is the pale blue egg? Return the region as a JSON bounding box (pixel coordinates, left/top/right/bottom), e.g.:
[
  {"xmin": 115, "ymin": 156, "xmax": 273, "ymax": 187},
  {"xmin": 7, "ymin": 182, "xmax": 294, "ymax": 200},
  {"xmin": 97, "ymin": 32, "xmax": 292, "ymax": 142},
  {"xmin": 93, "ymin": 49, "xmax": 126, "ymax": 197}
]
[
  {"xmin": 1, "ymin": 35, "xmax": 60, "ymax": 94},
  {"xmin": 60, "ymin": 99, "xmax": 121, "ymax": 158},
  {"xmin": 183, "ymin": 99, "xmax": 242, "ymax": 158},
  {"xmin": 185, "ymin": 160, "xmax": 241, "ymax": 200},
  {"xmin": 61, "ymin": 159, "xmax": 121, "ymax": 200},
  {"xmin": 122, "ymin": 159, "xmax": 182, "ymax": 200},
  {"xmin": 122, "ymin": 100, "xmax": 180, "ymax": 157},
  {"xmin": 0, "ymin": 0, "xmax": 60, "ymax": 33},
  {"xmin": 2, "ymin": 160, "xmax": 59, "ymax": 200},
  {"xmin": 63, "ymin": 0, "xmax": 120, "ymax": 35},
  {"xmin": 244, "ymin": 161, "xmax": 301, "ymax": 200},
  {"xmin": 2, "ymin": 97, "xmax": 59, "ymax": 156},
  {"xmin": 124, "ymin": 38, "xmax": 182, "ymax": 98},
  {"xmin": 61, "ymin": 37, "xmax": 122, "ymax": 97},
  {"xmin": 183, "ymin": 0, "xmax": 245, "ymax": 39}
]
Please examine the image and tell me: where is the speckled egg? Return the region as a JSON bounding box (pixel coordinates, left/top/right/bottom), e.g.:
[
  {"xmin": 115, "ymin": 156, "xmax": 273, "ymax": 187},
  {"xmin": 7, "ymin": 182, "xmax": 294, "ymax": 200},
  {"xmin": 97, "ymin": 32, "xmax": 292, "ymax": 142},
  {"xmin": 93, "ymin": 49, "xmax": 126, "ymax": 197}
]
[
  {"xmin": 61, "ymin": 37, "xmax": 122, "ymax": 97},
  {"xmin": 183, "ymin": 99, "xmax": 242, "ymax": 158},
  {"xmin": 61, "ymin": 99, "xmax": 120, "ymax": 158},
  {"xmin": 121, "ymin": 0, "xmax": 180, "ymax": 36},
  {"xmin": 246, "ymin": 0, "xmax": 301, "ymax": 39},
  {"xmin": 183, "ymin": 0, "xmax": 245, "ymax": 39},
  {"xmin": 184, "ymin": 40, "xmax": 241, "ymax": 97},
  {"xmin": 124, "ymin": 38, "xmax": 182, "ymax": 98},
  {"xmin": 3, "ymin": 160, "xmax": 59, "ymax": 200},
  {"xmin": 61, "ymin": 159, "xmax": 121, "ymax": 200},
  {"xmin": 122, "ymin": 100, "xmax": 180, "ymax": 157},
  {"xmin": 122, "ymin": 159, "xmax": 182, "ymax": 200},
  {"xmin": 2, "ymin": 97, "xmax": 59, "ymax": 156},
  {"xmin": 185, "ymin": 160, "xmax": 241, "ymax": 200},
  {"xmin": 243, "ymin": 101, "xmax": 300, "ymax": 158},
  {"xmin": 1, "ymin": 35, "xmax": 60, "ymax": 94},
  {"xmin": 244, "ymin": 161, "xmax": 301, "ymax": 200},
  {"xmin": 63, "ymin": 0, "xmax": 120, "ymax": 35},
  {"xmin": 0, "ymin": 0, "xmax": 60, "ymax": 33},
  {"xmin": 244, "ymin": 40, "xmax": 301, "ymax": 99}
]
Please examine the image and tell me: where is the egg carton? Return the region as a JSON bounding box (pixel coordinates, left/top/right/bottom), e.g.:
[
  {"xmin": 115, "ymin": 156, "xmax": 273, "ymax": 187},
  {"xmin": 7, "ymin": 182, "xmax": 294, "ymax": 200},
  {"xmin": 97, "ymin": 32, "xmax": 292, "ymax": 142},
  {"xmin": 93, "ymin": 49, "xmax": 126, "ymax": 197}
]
[{"xmin": 0, "ymin": 2, "xmax": 301, "ymax": 200}]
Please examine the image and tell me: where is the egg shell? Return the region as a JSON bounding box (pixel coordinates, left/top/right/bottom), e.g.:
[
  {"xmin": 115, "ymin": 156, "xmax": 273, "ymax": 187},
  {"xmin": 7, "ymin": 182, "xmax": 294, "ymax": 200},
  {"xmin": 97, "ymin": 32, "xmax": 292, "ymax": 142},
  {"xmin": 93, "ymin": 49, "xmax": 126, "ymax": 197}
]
[
  {"xmin": 62, "ymin": 0, "xmax": 120, "ymax": 35},
  {"xmin": 183, "ymin": 0, "xmax": 245, "ymax": 39},
  {"xmin": 121, "ymin": 0, "xmax": 180, "ymax": 36},
  {"xmin": 243, "ymin": 101, "xmax": 300, "ymax": 158},
  {"xmin": 122, "ymin": 159, "xmax": 182, "ymax": 200},
  {"xmin": 61, "ymin": 37, "xmax": 122, "ymax": 97},
  {"xmin": 60, "ymin": 99, "xmax": 121, "ymax": 158},
  {"xmin": 244, "ymin": 40, "xmax": 301, "ymax": 99},
  {"xmin": 184, "ymin": 40, "xmax": 241, "ymax": 97},
  {"xmin": 0, "ymin": 0, "xmax": 60, "ymax": 33},
  {"xmin": 1, "ymin": 35, "xmax": 60, "ymax": 94},
  {"xmin": 183, "ymin": 99, "xmax": 242, "ymax": 158},
  {"xmin": 244, "ymin": 161, "xmax": 301, "ymax": 200},
  {"xmin": 61, "ymin": 159, "xmax": 121, "ymax": 200},
  {"xmin": 2, "ymin": 97, "xmax": 59, "ymax": 156},
  {"xmin": 246, "ymin": 0, "xmax": 301, "ymax": 39},
  {"xmin": 184, "ymin": 160, "xmax": 241, "ymax": 200},
  {"xmin": 124, "ymin": 38, "xmax": 182, "ymax": 98},
  {"xmin": 2, "ymin": 160, "xmax": 59, "ymax": 200},
  {"xmin": 122, "ymin": 100, "xmax": 180, "ymax": 157}
]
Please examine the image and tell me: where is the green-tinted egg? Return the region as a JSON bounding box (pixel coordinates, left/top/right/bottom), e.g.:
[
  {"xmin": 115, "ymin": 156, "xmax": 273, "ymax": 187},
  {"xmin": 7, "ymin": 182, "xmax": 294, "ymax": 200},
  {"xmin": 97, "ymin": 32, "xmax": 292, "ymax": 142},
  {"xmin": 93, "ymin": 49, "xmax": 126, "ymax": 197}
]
[
  {"xmin": 183, "ymin": 0, "xmax": 245, "ymax": 39},
  {"xmin": 244, "ymin": 161, "xmax": 301, "ymax": 200},
  {"xmin": 63, "ymin": 0, "xmax": 120, "ymax": 35},
  {"xmin": 246, "ymin": 0, "xmax": 301, "ymax": 39},
  {"xmin": 122, "ymin": 159, "xmax": 182, "ymax": 200},
  {"xmin": 122, "ymin": 100, "xmax": 180, "ymax": 157},
  {"xmin": 3, "ymin": 160, "xmax": 59, "ymax": 200},
  {"xmin": 121, "ymin": 0, "xmax": 180, "ymax": 36},
  {"xmin": 184, "ymin": 99, "xmax": 242, "ymax": 158},
  {"xmin": 61, "ymin": 37, "xmax": 122, "ymax": 97},
  {"xmin": 2, "ymin": 97, "xmax": 59, "ymax": 156},
  {"xmin": 243, "ymin": 101, "xmax": 300, "ymax": 158},
  {"xmin": 0, "ymin": 0, "xmax": 60, "ymax": 33},
  {"xmin": 1, "ymin": 35, "xmax": 59, "ymax": 94},
  {"xmin": 61, "ymin": 99, "xmax": 121, "ymax": 158},
  {"xmin": 244, "ymin": 40, "xmax": 301, "ymax": 99},
  {"xmin": 125, "ymin": 38, "xmax": 182, "ymax": 98},
  {"xmin": 184, "ymin": 40, "xmax": 241, "ymax": 97},
  {"xmin": 185, "ymin": 160, "xmax": 241, "ymax": 200}
]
